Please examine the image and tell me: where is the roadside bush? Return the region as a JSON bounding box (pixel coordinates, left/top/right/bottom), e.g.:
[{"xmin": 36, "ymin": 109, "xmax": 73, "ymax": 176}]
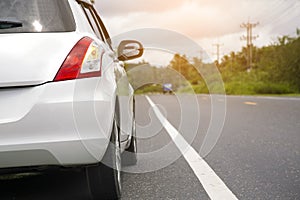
[
  {"xmin": 135, "ymin": 84, "xmax": 163, "ymax": 94},
  {"xmin": 177, "ymin": 83, "xmax": 209, "ymax": 94},
  {"xmin": 254, "ymin": 82, "xmax": 295, "ymax": 94},
  {"xmin": 225, "ymin": 81, "xmax": 256, "ymax": 95}
]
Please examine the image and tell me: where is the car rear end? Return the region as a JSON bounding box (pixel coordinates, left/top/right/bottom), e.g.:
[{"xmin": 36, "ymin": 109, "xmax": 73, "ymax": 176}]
[{"xmin": 0, "ymin": 0, "xmax": 115, "ymax": 170}]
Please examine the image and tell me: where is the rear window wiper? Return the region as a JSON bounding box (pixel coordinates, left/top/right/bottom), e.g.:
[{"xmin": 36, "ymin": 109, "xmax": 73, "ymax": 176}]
[{"xmin": 0, "ymin": 19, "xmax": 22, "ymax": 29}]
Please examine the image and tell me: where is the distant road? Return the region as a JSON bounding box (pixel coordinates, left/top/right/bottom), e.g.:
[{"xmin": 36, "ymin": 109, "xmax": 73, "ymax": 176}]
[
  {"xmin": 122, "ymin": 95, "xmax": 300, "ymax": 199},
  {"xmin": 0, "ymin": 95, "xmax": 299, "ymax": 200}
]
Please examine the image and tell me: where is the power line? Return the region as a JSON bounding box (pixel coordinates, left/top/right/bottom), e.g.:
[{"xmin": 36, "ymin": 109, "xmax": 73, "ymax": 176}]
[{"xmin": 240, "ymin": 21, "xmax": 259, "ymax": 70}]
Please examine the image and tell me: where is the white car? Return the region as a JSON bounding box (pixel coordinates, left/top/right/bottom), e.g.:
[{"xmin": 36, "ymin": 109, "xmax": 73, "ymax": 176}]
[{"xmin": 0, "ymin": 0, "xmax": 143, "ymax": 199}]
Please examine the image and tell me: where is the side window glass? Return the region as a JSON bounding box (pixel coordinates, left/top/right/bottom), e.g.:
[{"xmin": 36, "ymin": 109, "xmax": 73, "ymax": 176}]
[
  {"xmin": 81, "ymin": 5, "xmax": 104, "ymax": 41},
  {"xmin": 90, "ymin": 6, "xmax": 112, "ymax": 49}
]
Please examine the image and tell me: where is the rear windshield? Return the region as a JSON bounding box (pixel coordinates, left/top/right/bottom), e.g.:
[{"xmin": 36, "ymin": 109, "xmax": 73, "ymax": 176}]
[{"xmin": 0, "ymin": 0, "xmax": 75, "ymax": 33}]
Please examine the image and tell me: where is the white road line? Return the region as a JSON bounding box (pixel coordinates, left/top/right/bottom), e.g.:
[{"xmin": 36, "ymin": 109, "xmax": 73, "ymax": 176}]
[
  {"xmin": 244, "ymin": 101, "xmax": 257, "ymax": 106},
  {"xmin": 146, "ymin": 96, "xmax": 238, "ymax": 200}
]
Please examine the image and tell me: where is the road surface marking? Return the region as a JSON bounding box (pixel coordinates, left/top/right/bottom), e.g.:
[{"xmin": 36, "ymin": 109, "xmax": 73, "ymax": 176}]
[
  {"xmin": 244, "ymin": 101, "xmax": 257, "ymax": 105},
  {"xmin": 146, "ymin": 96, "xmax": 238, "ymax": 200}
]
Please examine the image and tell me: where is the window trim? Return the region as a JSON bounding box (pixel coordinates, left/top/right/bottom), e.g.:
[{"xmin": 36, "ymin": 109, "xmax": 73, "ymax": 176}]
[
  {"xmin": 80, "ymin": 4, "xmax": 104, "ymax": 41},
  {"xmin": 76, "ymin": 0, "xmax": 111, "ymax": 48}
]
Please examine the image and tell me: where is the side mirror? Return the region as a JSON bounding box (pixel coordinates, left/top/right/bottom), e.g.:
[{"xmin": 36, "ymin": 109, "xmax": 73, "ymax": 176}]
[{"xmin": 117, "ymin": 40, "xmax": 144, "ymax": 61}]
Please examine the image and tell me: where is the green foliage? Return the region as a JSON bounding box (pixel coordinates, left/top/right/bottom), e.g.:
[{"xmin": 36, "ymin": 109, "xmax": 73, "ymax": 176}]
[
  {"xmin": 126, "ymin": 29, "xmax": 300, "ymax": 95},
  {"xmin": 218, "ymin": 29, "xmax": 300, "ymax": 95},
  {"xmin": 135, "ymin": 84, "xmax": 163, "ymax": 94},
  {"xmin": 224, "ymin": 81, "xmax": 296, "ymax": 95},
  {"xmin": 253, "ymin": 82, "xmax": 295, "ymax": 94},
  {"xmin": 177, "ymin": 83, "xmax": 209, "ymax": 94}
]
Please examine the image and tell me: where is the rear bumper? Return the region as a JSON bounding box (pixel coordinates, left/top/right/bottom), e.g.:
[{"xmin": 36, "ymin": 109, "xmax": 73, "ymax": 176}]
[{"xmin": 0, "ymin": 77, "xmax": 116, "ymax": 168}]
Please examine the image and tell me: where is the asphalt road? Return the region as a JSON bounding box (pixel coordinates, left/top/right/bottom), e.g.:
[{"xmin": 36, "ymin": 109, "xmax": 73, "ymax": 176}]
[{"xmin": 0, "ymin": 95, "xmax": 299, "ymax": 199}]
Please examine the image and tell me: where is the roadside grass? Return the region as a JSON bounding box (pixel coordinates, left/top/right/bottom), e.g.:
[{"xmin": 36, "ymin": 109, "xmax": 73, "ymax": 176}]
[
  {"xmin": 135, "ymin": 84, "xmax": 163, "ymax": 95},
  {"xmin": 135, "ymin": 82, "xmax": 300, "ymax": 97}
]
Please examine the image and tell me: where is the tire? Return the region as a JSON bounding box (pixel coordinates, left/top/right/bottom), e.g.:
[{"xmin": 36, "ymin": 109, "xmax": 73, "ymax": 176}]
[
  {"xmin": 85, "ymin": 120, "xmax": 122, "ymax": 200},
  {"xmin": 122, "ymin": 119, "xmax": 137, "ymax": 166}
]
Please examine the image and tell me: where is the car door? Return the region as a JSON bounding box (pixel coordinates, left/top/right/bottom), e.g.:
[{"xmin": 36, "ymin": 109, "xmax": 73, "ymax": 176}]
[{"xmin": 78, "ymin": 0, "xmax": 134, "ymax": 143}]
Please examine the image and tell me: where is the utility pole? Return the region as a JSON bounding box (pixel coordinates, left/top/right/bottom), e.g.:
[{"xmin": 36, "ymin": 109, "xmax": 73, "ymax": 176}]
[
  {"xmin": 240, "ymin": 21, "xmax": 259, "ymax": 70},
  {"xmin": 199, "ymin": 50, "xmax": 203, "ymax": 61},
  {"xmin": 213, "ymin": 43, "xmax": 223, "ymax": 65}
]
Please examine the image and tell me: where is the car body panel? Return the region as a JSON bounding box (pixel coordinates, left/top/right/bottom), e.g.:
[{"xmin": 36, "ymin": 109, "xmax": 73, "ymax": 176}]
[
  {"xmin": 0, "ymin": 33, "xmax": 81, "ymax": 87},
  {"xmin": 0, "ymin": 77, "xmax": 116, "ymax": 168},
  {"xmin": 0, "ymin": 0, "xmax": 135, "ymax": 170}
]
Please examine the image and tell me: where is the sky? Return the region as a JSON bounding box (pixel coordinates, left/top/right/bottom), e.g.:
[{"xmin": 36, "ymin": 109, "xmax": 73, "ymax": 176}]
[{"xmin": 95, "ymin": 0, "xmax": 300, "ymax": 65}]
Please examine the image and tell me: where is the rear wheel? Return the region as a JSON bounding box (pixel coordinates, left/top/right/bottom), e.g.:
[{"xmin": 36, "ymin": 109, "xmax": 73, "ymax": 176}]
[{"xmin": 85, "ymin": 120, "xmax": 122, "ymax": 200}]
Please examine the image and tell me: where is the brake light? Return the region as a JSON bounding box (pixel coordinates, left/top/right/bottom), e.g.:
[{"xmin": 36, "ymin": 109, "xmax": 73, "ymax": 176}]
[{"xmin": 54, "ymin": 37, "xmax": 103, "ymax": 82}]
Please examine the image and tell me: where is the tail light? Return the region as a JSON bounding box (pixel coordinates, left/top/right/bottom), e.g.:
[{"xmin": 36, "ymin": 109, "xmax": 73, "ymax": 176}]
[{"xmin": 54, "ymin": 37, "xmax": 104, "ymax": 82}]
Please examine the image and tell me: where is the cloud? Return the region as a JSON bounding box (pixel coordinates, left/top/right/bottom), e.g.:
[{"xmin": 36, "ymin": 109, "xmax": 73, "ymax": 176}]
[
  {"xmin": 95, "ymin": 0, "xmax": 184, "ymax": 16},
  {"xmin": 99, "ymin": 0, "xmax": 299, "ymax": 39},
  {"xmin": 96, "ymin": 0, "xmax": 300, "ymax": 58}
]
